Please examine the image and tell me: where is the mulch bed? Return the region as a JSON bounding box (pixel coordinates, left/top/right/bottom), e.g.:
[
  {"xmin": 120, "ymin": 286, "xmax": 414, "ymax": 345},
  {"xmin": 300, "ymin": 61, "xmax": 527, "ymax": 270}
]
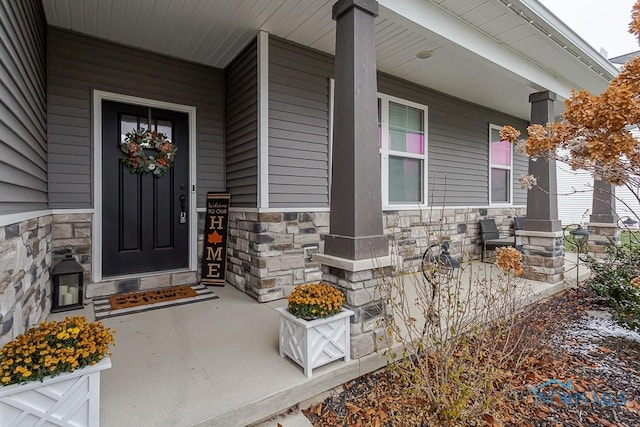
[{"xmin": 303, "ymin": 287, "xmax": 640, "ymax": 426}]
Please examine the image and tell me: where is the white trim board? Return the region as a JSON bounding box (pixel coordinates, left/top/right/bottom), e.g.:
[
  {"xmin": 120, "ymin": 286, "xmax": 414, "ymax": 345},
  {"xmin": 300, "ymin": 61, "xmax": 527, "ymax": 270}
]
[
  {"xmin": 1, "ymin": 204, "xmax": 525, "ymax": 229},
  {"xmin": 50, "ymin": 209, "xmax": 94, "ymax": 215},
  {"xmin": 0, "ymin": 209, "xmax": 96, "ymax": 228},
  {"xmin": 257, "ymin": 31, "xmax": 270, "ymax": 209},
  {"xmin": 219, "ymin": 205, "xmax": 526, "ymax": 214},
  {"xmin": 227, "ymin": 207, "xmax": 332, "ymax": 213},
  {"xmin": 0, "ymin": 210, "xmax": 52, "ymax": 228},
  {"xmin": 382, "ymin": 205, "xmax": 525, "ymax": 212},
  {"xmin": 91, "ymin": 90, "xmax": 198, "ymax": 283}
]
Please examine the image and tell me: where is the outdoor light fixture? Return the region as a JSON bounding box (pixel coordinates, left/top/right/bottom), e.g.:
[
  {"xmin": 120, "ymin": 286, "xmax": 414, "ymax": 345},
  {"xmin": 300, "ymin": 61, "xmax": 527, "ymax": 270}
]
[
  {"xmin": 563, "ymin": 224, "xmax": 590, "ymax": 284},
  {"xmin": 416, "ymin": 49, "xmax": 433, "ymax": 59},
  {"xmin": 569, "ymin": 224, "xmax": 590, "ymax": 238},
  {"xmin": 618, "ymin": 216, "xmax": 639, "ymax": 245},
  {"xmin": 619, "ymin": 216, "xmax": 638, "ymax": 228},
  {"xmin": 51, "ymin": 246, "xmax": 84, "ymax": 313}
]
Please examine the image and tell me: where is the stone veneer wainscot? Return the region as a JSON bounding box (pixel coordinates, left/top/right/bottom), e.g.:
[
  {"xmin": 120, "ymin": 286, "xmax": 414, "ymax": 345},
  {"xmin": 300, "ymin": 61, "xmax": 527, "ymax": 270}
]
[
  {"xmin": 0, "ymin": 216, "xmax": 53, "ymax": 345},
  {"xmin": 226, "ymin": 211, "xmax": 329, "ymax": 302},
  {"xmin": 17, "ymin": 208, "xmax": 526, "ymax": 309},
  {"xmin": 226, "ymin": 207, "xmax": 525, "ymax": 302}
]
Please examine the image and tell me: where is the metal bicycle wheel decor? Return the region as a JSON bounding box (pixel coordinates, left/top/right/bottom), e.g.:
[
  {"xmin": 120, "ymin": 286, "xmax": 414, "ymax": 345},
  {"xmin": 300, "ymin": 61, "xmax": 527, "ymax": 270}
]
[{"xmin": 421, "ymin": 241, "xmax": 460, "ymax": 300}]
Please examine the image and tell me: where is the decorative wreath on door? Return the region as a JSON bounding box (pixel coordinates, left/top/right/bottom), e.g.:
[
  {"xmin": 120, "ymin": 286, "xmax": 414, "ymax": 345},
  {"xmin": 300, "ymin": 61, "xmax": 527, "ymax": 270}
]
[{"xmin": 119, "ymin": 129, "xmax": 178, "ymax": 177}]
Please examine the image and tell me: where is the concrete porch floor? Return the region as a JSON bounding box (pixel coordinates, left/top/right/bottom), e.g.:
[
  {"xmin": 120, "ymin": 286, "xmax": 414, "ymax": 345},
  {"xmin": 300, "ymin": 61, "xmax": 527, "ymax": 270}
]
[{"xmin": 46, "ymin": 254, "xmax": 589, "ymax": 427}]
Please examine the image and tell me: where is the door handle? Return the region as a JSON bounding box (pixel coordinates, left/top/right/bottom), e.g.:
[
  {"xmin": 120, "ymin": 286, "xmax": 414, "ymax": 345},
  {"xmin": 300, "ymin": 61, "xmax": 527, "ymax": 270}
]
[{"xmin": 179, "ymin": 194, "xmax": 187, "ymax": 224}]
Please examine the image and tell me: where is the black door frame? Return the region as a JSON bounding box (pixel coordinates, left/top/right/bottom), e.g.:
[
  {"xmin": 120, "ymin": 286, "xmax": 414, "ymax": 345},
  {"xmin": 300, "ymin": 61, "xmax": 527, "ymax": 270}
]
[{"xmin": 92, "ymin": 91, "xmax": 197, "ymax": 282}]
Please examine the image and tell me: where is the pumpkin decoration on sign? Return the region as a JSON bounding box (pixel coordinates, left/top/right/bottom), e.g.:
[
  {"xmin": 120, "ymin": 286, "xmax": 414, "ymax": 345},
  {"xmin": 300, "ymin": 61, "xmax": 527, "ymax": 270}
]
[{"xmin": 120, "ymin": 128, "xmax": 177, "ymax": 177}]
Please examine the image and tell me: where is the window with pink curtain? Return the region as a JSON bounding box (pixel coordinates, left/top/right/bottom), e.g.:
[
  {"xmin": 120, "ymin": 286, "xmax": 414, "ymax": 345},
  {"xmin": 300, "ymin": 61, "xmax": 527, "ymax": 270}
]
[
  {"xmin": 491, "ymin": 139, "xmax": 511, "ymax": 167},
  {"xmin": 389, "ymin": 102, "xmax": 424, "ymax": 155},
  {"xmin": 490, "ymin": 126, "xmax": 512, "ymax": 203}
]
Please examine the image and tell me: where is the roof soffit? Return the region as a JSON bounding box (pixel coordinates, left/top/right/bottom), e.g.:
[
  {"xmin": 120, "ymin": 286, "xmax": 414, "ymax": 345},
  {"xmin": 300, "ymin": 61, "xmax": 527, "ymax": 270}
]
[{"xmin": 42, "ymin": 0, "xmax": 615, "ymax": 119}]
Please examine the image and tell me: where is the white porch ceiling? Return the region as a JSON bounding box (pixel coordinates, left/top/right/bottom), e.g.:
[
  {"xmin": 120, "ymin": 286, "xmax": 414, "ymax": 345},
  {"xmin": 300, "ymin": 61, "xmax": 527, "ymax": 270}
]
[{"xmin": 42, "ymin": 0, "xmax": 617, "ymax": 120}]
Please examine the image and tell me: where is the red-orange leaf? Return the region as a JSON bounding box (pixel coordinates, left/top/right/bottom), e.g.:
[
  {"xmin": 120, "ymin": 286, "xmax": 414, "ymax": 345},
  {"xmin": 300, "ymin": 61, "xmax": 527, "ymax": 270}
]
[{"xmin": 208, "ymin": 231, "xmax": 223, "ymax": 244}]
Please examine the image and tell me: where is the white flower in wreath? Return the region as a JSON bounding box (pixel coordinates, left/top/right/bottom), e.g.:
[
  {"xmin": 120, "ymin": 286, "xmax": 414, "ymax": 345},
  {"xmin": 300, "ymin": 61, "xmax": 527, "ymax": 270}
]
[{"xmin": 120, "ymin": 128, "xmax": 177, "ymax": 177}]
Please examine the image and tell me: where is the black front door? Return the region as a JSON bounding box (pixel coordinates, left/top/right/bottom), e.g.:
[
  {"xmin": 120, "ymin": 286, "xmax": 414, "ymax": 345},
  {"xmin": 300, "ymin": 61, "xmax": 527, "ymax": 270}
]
[{"xmin": 102, "ymin": 101, "xmax": 189, "ymax": 277}]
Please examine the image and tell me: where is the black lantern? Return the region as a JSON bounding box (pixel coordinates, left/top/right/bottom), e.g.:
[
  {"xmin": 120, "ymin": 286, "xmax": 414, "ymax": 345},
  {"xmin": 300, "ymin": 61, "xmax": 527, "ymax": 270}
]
[{"xmin": 51, "ymin": 247, "xmax": 84, "ymax": 312}]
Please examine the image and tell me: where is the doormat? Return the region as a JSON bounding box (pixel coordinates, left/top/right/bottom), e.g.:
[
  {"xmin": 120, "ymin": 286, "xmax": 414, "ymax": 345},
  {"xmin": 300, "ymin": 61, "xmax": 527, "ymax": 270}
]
[{"xmin": 93, "ymin": 284, "xmax": 218, "ymax": 320}]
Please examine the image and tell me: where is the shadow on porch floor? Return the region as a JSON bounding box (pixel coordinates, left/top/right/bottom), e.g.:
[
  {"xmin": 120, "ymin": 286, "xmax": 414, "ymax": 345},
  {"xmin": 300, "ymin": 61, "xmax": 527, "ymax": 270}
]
[{"xmin": 46, "ymin": 255, "xmax": 589, "ymax": 426}]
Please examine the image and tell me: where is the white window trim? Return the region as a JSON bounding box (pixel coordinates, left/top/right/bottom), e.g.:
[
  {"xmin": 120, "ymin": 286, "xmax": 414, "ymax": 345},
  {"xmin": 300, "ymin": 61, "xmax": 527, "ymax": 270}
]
[
  {"xmin": 328, "ymin": 78, "xmax": 335, "ymax": 205},
  {"xmin": 488, "ymin": 123, "xmax": 513, "ymax": 205},
  {"xmin": 379, "ymin": 93, "xmax": 429, "ymax": 210}
]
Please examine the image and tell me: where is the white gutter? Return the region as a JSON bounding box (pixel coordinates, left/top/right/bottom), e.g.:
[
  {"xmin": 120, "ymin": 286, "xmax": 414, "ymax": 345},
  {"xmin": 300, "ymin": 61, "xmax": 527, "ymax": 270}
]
[
  {"xmin": 378, "ymin": 0, "xmax": 615, "ymax": 101},
  {"xmin": 513, "ymin": 0, "xmax": 619, "ymax": 79}
]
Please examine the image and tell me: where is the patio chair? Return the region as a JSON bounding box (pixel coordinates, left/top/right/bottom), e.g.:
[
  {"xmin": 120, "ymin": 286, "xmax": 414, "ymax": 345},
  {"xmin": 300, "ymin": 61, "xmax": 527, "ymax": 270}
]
[
  {"xmin": 480, "ymin": 218, "xmax": 517, "ymax": 262},
  {"xmin": 513, "ymin": 216, "xmax": 526, "ymax": 251}
]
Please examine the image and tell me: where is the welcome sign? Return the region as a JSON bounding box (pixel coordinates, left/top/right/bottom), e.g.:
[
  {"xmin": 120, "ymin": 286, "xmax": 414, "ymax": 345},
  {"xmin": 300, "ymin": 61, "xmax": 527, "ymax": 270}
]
[{"xmin": 200, "ymin": 193, "xmax": 230, "ymax": 286}]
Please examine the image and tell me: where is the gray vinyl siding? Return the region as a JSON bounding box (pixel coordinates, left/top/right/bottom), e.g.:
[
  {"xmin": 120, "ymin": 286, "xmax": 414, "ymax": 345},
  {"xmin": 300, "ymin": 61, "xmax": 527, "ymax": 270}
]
[
  {"xmin": 512, "ymin": 146, "xmax": 528, "ymax": 205},
  {"xmin": 225, "ymin": 39, "xmax": 257, "ymax": 207},
  {"xmin": 267, "ymin": 38, "xmax": 528, "ymax": 208},
  {"xmin": 47, "ymin": 28, "xmax": 225, "ymax": 209},
  {"xmin": 0, "ymin": 0, "xmax": 47, "ymax": 214},
  {"xmin": 377, "ymin": 74, "xmax": 529, "ymax": 207},
  {"xmin": 268, "ymin": 37, "xmax": 333, "ymax": 208}
]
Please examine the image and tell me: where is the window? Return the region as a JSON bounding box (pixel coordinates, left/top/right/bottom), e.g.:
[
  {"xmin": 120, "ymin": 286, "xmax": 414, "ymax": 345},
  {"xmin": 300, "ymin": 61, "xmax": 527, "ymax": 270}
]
[
  {"xmin": 489, "ymin": 124, "xmax": 512, "ymax": 204},
  {"xmin": 378, "ymin": 95, "xmax": 428, "ymax": 206}
]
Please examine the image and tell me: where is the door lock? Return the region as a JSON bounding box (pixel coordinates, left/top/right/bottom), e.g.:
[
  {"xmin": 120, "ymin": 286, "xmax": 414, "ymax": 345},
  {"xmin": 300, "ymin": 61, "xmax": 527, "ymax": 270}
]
[{"xmin": 179, "ymin": 194, "xmax": 187, "ymax": 224}]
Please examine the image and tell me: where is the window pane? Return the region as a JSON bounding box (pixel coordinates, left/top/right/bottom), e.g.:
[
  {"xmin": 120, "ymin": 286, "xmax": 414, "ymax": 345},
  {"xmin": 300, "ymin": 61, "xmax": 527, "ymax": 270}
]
[
  {"xmin": 389, "ymin": 102, "xmax": 424, "ymax": 154},
  {"xmin": 120, "ymin": 115, "xmax": 138, "ymax": 142},
  {"xmin": 491, "ymin": 139, "xmax": 511, "ymax": 167},
  {"xmin": 156, "ymin": 119, "xmax": 173, "ymax": 140},
  {"xmin": 491, "ymin": 168, "xmax": 510, "ymax": 203},
  {"xmin": 405, "ymin": 107, "xmax": 422, "ymax": 132},
  {"xmin": 139, "ymin": 117, "xmax": 149, "ymax": 132},
  {"xmin": 490, "ymin": 127, "xmax": 501, "ymax": 143},
  {"xmin": 389, "ymin": 156, "xmax": 422, "ymax": 203}
]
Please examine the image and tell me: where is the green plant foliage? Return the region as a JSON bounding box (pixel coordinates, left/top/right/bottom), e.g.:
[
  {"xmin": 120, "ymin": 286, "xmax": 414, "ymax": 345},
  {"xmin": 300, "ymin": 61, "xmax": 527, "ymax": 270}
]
[{"xmin": 587, "ymin": 243, "xmax": 640, "ymax": 331}]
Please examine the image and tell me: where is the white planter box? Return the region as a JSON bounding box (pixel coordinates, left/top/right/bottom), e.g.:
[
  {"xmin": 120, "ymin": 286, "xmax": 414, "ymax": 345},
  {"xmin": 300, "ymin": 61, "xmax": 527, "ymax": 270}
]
[
  {"xmin": 0, "ymin": 357, "xmax": 111, "ymax": 427},
  {"xmin": 276, "ymin": 307, "xmax": 354, "ymax": 377}
]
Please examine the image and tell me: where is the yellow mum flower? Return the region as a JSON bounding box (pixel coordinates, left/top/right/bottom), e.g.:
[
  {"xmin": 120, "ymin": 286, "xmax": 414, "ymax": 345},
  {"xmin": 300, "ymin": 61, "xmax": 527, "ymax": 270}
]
[
  {"xmin": 0, "ymin": 316, "xmax": 114, "ymax": 386},
  {"xmin": 287, "ymin": 283, "xmax": 345, "ymax": 319}
]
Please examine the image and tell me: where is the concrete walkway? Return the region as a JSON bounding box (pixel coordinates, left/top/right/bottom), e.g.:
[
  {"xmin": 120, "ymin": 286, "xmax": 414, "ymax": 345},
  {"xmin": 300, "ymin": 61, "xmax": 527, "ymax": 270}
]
[
  {"xmin": 47, "ymin": 285, "xmax": 387, "ymax": 427},
  {"xmin": 46, "ymin": 256, "xmax": 590, "ymax": 427}
]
